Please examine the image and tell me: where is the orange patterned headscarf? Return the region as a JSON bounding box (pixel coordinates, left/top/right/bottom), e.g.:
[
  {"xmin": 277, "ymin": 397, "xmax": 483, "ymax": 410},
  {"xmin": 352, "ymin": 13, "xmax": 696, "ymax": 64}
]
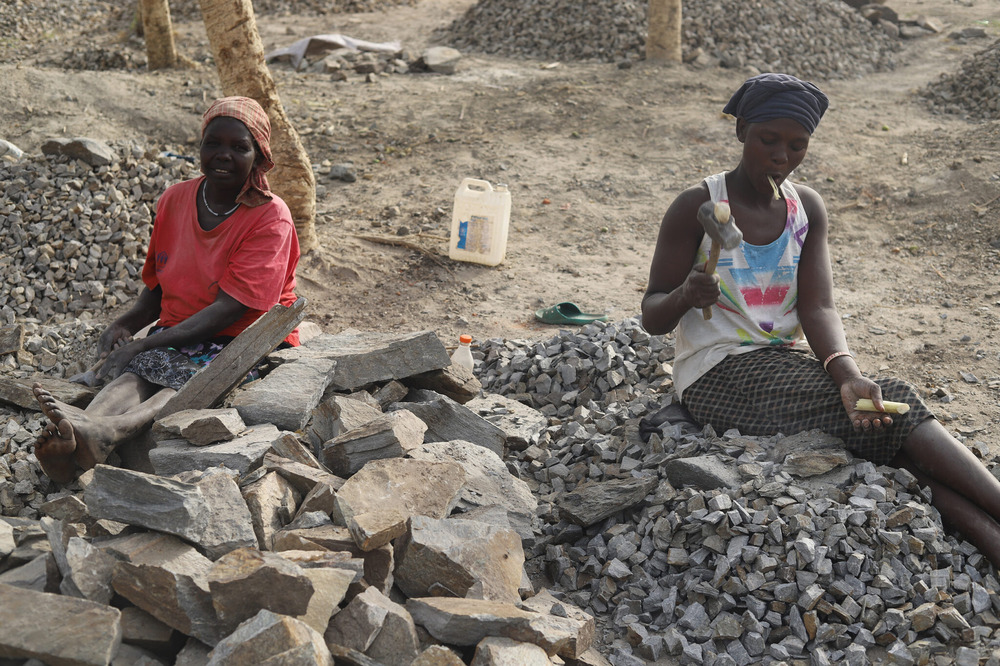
[{"xmin": 201, "ymin": 96, "xmax": 274, "ymax": 208}]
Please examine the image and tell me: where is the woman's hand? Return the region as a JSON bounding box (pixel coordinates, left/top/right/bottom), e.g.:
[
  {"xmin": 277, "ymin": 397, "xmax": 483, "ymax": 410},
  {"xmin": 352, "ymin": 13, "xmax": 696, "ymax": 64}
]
[
  {"xmin": 96, "ymin": 340, "xmax": 144, "ymax": 381},
  {"xmin": 682, "ymin": 263, "xmax": 722, "ymax": 311},
  {"xmin": 840, "ymin": 377, "xmax": 893, "ymax": 431},
  {"xmin": 97, "ymin": 323, "xmax": 134, "ymax": 360}
]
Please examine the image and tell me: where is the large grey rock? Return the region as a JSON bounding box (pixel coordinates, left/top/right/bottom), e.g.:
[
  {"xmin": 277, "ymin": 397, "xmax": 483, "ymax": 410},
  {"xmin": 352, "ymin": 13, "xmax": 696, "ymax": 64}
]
[
  {"xmin": 307, "ymin": 394, "xmax": 383, "ymax": 452},
  {"xmin": 242, "ymin": 471, "xmax": 302, "ymax": 550},
  {"xmin": 0, "ymin": 582, "xmax": 122, "ymax": 665},
  {"xmin": 405, "ymin": 362, "xmax": 482, "ymax": 404},
  {"xmin": 421, "ymin": 46, "xmax": 462, "ymax": 74},
  {"xmin": 41, "ymin": 137, "xmax": 116, "ymax": 167},
  {"xmin": 264, "ymin": 452, "xmax": 345, "ymax": 496},
  {"xmin": 59, "ymin": 536, "xmax": 119, "ymax": 604},
  {"xmin": 471, "ymin": 637, "xmax": 553, "ymax": 665},
  {"xmin": 152, "ymin": 408, "xmax": 246, "ymax": 446},
  {"xmin": 207, "ymin": 610, "xmax": 333, "ymax": 666},
  {"xmin": 394, "ymin": 389, "xmax": 506, "ymax": 457},
  {"xmin": 149, "ymin": 424, "xmax": 281, "ymax": 476},
  {"xmin": 325, "ymin": 587, "xmax": 420, "ymax": 666},
  {"xmin": 208, "ymin": 548, "xmax": 315, "ymax": 636},
  {"xmin": 519, "ymin": 589, "xmax": 595, "ymax": 661},
  {"xmin": 229, "ymin": 358, "xmax": 338, "ymax": 431},
  {"xmin": 107, "ymin": 533, "xmax": 221, "ymax": 646},
  {"xmin": 85, "ymin": 465, "xmax": 257, "ymax": 559},
  {"xmin": 272, "ymin": 329, "xmax": 451, "ymax": 391},
  {"xmin": 323, "ymin": 410, "xmax": 427, "ymax": 476},
  {"xmin": 334, "ymin": 458, "xmax": 466, "ymax": 551},
  {"xmin": 394, "ymin": 515, "xmax": 524, "ymax": 604},
  {"xmin": 406, "ymin": 597, "xmax": 589, "ymax": 658},
  {"xmin": 407, "ymin": 440, "xmax": 537, "ymax": 518},
  {"xmin": 0, "ymin": 554, "xmax": 49, "ymax": 591},
  {"xmin": 663, "ymin": 454, "xmax": 742, "ymax": 490},
  {"xmin": 556, "ymin": 476, "xmax": 659, "ymax": 527},
  {"xmin": 120, "ymin": 606, "xmax": 177, "ymax": 655},
  {"xmin": 466, "ymin": 394, "xmax": 548, "ymax": 451}
]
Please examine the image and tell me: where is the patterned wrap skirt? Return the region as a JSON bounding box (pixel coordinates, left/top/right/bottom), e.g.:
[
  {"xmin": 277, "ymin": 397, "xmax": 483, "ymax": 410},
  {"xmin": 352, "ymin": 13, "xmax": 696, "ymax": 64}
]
[
  {"xmin": 681, "ymin": 347, "xmax": 934, "ymax": 466},
  {"xmin": 122, "ymin": 326, "xmax": 267, "ymax": 391}
]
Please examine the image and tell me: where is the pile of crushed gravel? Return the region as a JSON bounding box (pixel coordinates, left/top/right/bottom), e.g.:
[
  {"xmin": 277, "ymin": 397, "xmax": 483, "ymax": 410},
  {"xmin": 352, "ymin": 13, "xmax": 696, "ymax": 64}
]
[
  {"xmin": 439, "ymin": 0, "xmax": 899, "ymax": 79},
  {"xmin": 922, "ymin": 39, "xmax": 1000, "ymax": 120},
  {"xmin": 0, "ymin": 143, "xmax": 196, "ymax": 328},
  {"xmin": 474, "ymin": 320, "xmax": 1000, "ymax": 665},
  {"xmin": 164, "ymin": 0, "xmax": 416, "ymax": 21}
]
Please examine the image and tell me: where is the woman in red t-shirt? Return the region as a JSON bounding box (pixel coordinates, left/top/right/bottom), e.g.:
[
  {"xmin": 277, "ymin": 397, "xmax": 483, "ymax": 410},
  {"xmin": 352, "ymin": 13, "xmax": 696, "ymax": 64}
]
[{"xmin": 31, "ymin": 97, "xmax": 300, "ymax": 484}]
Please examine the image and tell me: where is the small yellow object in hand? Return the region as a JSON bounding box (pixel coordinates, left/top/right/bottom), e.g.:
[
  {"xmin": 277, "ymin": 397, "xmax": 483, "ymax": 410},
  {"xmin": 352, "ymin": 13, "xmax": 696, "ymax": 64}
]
[
  {"xmin": 767, "ymin": 175, "xmax": 780, "ymax": 200},
  {"xmin": 855, "ymin": 398, "xmax": 910, "ymax": 415}
]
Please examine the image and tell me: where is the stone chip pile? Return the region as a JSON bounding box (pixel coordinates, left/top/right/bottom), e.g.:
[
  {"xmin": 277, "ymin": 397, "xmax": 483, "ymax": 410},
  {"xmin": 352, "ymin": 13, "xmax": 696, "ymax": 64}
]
[
  {"xmin": 922, "ymin": 39, "xmax": 1000, "ymax": 121},
  {"xmin": 0, "ymin": 140, "xmax": 195, "ymax": 326},
  {"xmin": 438, "ymin": 0, "xmax": 899, "ymax": 79},
  {"xmin": 475, "ymin": 320, "xmax": 1000, "ymax": 664}
]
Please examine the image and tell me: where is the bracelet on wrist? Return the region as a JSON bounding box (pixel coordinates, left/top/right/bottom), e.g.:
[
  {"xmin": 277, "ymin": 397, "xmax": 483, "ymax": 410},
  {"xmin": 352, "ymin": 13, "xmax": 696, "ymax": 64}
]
[{"xmin": 822, "ymin": 350, "xmax": 854, "ymax": 373}]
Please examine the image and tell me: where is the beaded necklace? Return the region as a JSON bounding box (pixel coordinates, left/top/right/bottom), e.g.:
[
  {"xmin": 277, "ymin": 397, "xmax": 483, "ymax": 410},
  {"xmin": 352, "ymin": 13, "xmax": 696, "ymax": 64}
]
[{"xmin": 201, "ymin": 180, "xmax": 240, "ymax": 217}]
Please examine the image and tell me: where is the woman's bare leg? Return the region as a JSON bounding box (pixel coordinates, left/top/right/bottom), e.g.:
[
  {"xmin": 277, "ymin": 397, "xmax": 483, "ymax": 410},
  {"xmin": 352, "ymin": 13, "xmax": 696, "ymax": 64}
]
[
  {"xmin": 32, "ymin": 375, "xmax": 175, "ymax": 482},
  {"xmin": 892, "ymin": 451, "xmax": 1000, "ymax": 568},
  {"xmin": 897, "ymin": 419, "xmax": 1000, "ymax": 522}
]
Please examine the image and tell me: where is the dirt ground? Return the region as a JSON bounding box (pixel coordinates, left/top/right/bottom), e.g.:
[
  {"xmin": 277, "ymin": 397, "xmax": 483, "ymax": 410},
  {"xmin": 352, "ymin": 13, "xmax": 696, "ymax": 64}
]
[{"xmin": 2, "ymin": 0, "xmax": 999, "ymax": 444}]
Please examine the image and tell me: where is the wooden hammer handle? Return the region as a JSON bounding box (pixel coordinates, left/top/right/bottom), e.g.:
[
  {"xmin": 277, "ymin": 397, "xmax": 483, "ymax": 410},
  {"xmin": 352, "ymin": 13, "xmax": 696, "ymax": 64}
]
[{"xmin": 702, "ymin": 240, "xmax": 721, "ymax": 320}]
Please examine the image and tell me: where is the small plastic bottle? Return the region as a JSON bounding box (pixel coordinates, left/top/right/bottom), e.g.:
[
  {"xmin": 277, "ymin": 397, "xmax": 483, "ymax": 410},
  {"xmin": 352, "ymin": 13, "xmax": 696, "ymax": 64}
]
[{"xmin": 451, "ymin": 334, "xmax": 475, "ymax": 372}]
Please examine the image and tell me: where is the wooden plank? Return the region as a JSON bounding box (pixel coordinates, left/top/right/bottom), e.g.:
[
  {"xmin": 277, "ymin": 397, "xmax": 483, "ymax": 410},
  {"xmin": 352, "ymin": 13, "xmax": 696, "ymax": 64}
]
[{"xmin": 157, "ymin": 297, "xmax": 307, "ymax": 419}]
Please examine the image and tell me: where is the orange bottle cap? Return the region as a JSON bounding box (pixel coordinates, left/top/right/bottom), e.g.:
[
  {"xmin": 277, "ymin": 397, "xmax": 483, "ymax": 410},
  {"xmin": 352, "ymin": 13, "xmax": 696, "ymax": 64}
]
[{"xmin": 459, "ymin": 334, "xmax": 472, "ymax": 344}]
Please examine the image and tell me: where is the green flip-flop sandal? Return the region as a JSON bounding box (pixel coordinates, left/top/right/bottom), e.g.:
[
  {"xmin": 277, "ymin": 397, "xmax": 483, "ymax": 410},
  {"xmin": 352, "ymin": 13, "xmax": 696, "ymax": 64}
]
[{"xmin": 534, "ymin": 302, "xmax": 609, "ymax": 325}]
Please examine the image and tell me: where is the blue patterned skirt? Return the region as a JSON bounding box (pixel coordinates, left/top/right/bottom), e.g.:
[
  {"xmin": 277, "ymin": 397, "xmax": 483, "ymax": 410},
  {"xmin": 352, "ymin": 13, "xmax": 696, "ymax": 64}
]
[{"xmin": 122, "ymin": 326, "xmax": 266, "ymax": 391}]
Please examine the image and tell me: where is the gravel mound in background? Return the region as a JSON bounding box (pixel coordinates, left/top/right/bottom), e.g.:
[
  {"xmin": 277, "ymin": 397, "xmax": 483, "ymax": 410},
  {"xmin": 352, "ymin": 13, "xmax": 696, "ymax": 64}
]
[
  {"xmin": 922, "ymin": 39, "xmax": 1000, "ymax": 120},
  {"xmin": 439, "ymin": 0, "xmax": 899, "ymax": 79}
]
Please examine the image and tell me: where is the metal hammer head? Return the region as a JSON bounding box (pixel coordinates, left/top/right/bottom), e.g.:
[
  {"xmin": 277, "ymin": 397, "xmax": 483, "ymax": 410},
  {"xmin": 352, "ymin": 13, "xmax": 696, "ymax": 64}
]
[{"xmin": 697, "ymin": 201, "xmax": 742, "ymax": 250}]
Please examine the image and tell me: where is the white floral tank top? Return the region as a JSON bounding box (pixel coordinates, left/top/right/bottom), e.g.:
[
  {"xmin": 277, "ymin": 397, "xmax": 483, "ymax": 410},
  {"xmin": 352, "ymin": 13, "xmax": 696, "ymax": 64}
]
[{"xmin": 673, "ymin": 171, "xmax": 809, "ymax": 399}]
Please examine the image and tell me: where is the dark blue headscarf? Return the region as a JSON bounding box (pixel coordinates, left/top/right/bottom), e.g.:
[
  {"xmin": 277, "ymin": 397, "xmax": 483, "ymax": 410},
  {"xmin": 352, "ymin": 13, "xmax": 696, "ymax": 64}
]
[{"xmin": 723, "ymin": 73, "xmax": 829, "ymax": 134}]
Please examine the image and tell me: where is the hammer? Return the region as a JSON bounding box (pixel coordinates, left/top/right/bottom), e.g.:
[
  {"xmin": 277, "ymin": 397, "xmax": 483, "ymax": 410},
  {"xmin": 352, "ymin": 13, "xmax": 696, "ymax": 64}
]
[
  {"xmin": 68, "ymin": 357, "xmax": 106, "ymax": 388},
  {"xmin": 697, "ymin": 200, "xmax": 743, "ymax": 320}
]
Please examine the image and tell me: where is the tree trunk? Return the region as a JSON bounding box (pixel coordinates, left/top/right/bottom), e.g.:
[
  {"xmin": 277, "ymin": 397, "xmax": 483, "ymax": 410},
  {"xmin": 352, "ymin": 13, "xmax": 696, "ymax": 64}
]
[
  {"xmin": 646, "ymin": 0, "xmax": 682, "ymax": 62},
  {"xmin": 198, "ymin": 0, "xmax": 318, "ymax": 253},
  {"xmin": 139, "ymin": 0, "xmax": 177, "ymax": 69}
]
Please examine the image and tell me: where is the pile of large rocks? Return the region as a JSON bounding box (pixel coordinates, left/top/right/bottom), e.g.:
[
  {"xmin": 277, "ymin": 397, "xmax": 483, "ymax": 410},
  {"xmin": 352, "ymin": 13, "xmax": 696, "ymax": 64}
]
[
  {"xmin": 437, "ymin": 0, "xmax": 899, "ymax": 79},
  {"xmin": 922, "ymin": 39, "xmax": 1000, "ymax": 121},
  {"xmin": 0, "ymin": 329, "xmax": 600, "ymax": 665}
]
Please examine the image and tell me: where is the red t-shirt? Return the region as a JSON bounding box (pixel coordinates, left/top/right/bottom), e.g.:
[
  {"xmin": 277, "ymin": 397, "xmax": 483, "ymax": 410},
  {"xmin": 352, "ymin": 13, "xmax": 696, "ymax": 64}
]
[{"xmin": 142, "ymin": 177, "xmax": 301, "ymax": 346}]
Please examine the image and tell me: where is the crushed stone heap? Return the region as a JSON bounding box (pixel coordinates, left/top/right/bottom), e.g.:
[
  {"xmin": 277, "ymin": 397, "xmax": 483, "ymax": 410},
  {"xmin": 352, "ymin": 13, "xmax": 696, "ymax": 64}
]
[
  {"xmin": 439, "ymin": 0, "xmax": 899, "ymax": 79},
  {"xmin": 476, "ymin": 319, "xmax": 1000, "ymax": 665},
  {"xmin": 0, "ymin": 144, "xmax": 195, "ymax": 328},
  {"xmin": 922, "ymin": 38, "xmax": 1000, "ymax": 121}
]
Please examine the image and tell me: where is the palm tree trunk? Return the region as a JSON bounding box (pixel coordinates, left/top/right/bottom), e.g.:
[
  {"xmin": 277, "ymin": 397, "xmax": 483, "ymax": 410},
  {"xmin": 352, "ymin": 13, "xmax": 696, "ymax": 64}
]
[
  {"xmin": 199, "ymin": 0, "xmax": 318, "ymax": 253},
  {"xmin": 139, "ymin": 0, "xmax": 177, "ymax": 69},
  {"xmin": 647, "ymin": 0, "xmax": 682, "ymax": 62}
]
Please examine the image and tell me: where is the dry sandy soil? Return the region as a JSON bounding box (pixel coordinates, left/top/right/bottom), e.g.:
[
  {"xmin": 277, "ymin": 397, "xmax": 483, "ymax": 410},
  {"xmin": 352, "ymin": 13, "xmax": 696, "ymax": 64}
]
[{"xmin": 1, "ymin": 0, "xmax": 998, "ymax": 445}]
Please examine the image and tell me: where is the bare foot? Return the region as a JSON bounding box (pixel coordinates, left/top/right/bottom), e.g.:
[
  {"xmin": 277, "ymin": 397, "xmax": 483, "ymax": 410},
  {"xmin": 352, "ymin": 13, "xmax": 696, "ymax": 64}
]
[
  {"xmin": 32, "ymin": 383, "xmax": 112, "ymax": 471},
  {"xmin": 34, "ymin": 423, "xmax": 78, "ymax": 485}
]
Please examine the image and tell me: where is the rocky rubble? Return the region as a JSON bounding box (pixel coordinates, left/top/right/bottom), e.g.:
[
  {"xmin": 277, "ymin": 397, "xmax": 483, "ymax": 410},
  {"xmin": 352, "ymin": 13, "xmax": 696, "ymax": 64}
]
[
  {"xmin": 437, "ymin": 0, "xmax": 900, "ymax": 79},
  {"xmin": 0, "ymin": 329, "xmax": 603, "ymax": 665},
  {"xmin": 0, "ymin": 139, "xmax": 194, "ymax": 327},
  {"xmin": 922, "ymin": 38, "xmax": 1000, "ymax": 121},
  {"xmin": 472, "ymin": 320, "xmax": 1000, "ymax": 664},
  {"xmin": 4, "ymin": 311, "xmax": 1000, "ymax": 663}
]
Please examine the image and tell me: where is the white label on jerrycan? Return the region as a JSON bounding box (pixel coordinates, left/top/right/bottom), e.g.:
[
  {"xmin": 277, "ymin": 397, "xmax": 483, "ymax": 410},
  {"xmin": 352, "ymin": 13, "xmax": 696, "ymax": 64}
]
[{"xmin": 449, "ymin": 178, "xmax": 511, "ymax": 267}]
